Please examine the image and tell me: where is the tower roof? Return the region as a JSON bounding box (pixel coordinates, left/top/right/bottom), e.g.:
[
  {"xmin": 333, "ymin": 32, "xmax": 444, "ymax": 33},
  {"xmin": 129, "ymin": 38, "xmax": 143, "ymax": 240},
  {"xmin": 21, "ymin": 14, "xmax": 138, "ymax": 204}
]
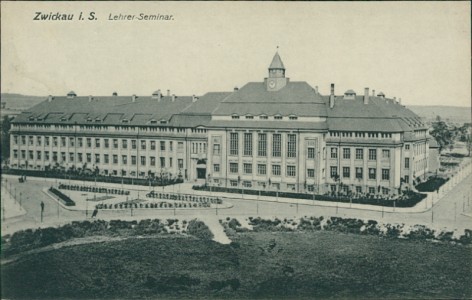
[{"xmin": 269, "ymin": 52, "xmax": 285, "ymax": 70}]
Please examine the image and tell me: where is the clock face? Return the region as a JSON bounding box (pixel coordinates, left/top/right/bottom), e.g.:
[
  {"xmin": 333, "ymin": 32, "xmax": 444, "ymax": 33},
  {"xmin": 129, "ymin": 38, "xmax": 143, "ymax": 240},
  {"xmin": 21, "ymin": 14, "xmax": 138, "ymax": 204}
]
[{"xmin": 269, "ymin": 80, "xmax": 276, "ymax": 88}]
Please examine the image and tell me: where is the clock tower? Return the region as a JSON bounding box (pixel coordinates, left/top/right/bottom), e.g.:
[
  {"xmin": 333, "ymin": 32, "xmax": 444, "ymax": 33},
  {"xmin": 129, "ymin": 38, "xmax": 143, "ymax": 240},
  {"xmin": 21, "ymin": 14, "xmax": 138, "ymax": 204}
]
[{"xmin": 265, "ymin": 51, "xmax": 289, "ymax": 91}]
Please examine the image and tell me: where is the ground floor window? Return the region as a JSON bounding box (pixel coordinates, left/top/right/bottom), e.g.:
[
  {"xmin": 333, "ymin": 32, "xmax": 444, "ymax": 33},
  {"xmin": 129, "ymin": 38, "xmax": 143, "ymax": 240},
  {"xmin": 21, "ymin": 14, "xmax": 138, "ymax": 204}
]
[
  {"xmin": 286, "ymin": 165, "xmax": 296, "ymax": 177},
  {"xmin": 342, "ymin": 185, "xmax": 349, "ymax": 193},
  {"xmin": 330, "ymin": 185, "xmax": 336, "ymax": 192},
  {"xmin": 213, "ymin": 164, "xmax": 220, "ymax": 173},
  {"xmin": 287, "ymin": 184, "xmax": 295, "ymax": 191},
  {"xmin": 243, "ymin": 181, "xmax": 252, "ymax": 188},
  {"xmin": 230, "ymin": 180, "xmax": 238, "ymax": 187},
  {"xmin": 308, "ymin": 185, "xmax": 314, "ymax": 192},
  {"xmin": 307, "ymin": 169, "xmax": 315, "ymax": 178},
  {"xmin": 382, "ymin": 187, "xmax": 389, "ymax": 195},
  {"xmin": 272, "ymin": 183, "xmax": 280, "ymax": 190},
  {"xmin": 356, "ymin": 186, "xmax": 362, "ymax": 193},
  {"xmin": 369, "ymin": 187, "xmax": 376, "ymax": 194}
]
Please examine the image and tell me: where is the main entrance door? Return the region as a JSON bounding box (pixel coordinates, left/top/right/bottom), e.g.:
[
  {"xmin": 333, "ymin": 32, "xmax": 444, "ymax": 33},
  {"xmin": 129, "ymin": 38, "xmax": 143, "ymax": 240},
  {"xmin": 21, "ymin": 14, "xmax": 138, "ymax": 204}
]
[{"xmin": 197, "ymin": 168, "xmax": 206, "ymax": 179}]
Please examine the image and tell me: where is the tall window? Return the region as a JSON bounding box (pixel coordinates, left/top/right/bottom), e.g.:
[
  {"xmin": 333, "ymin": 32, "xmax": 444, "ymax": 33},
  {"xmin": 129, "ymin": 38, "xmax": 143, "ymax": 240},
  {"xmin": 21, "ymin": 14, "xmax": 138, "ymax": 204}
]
[
  {"xmin": 331, "ymin": 148, "xmax": 338, "ymax": 159},
  {"xmin": 330, "ymin": 166, "xmax": 338, "ymax": 178},
  {"xmin": 150, "ymin": 141, "xmax": 156, "ymax": 150},
  {"xmin": 405, "ymin": 158, "xmax": 410, "ymax": 169},
  {"xmin": 213, "ymin": 144, "xmax": 221, "ymax": 155},
  {"xmin": 177, "ymin": 142, "xmax": 184, "ymax": 152},
  {"xmin": 169, "ymin": 141, "xmax": 173, "ymax": 151},
  {"xmin": 343, "ymin": 167, "xmax": 350, "ymax": 178},
  {"xmin": 229, "ymin": 163, "xmax": 238, "ymax": 173},
  {"xmin": 258, "ymin": 133, "xmax": 267, "ymax": 157},
  {"xmin": 95, "ymin": 154, "xmax": 100, "ymax": 164},
  {"xmin": 257, "ymin": 164, "xmax": 266, "ymax": 175},
  {"xmin": 369, "ymin": 168, "xmax": 376, "ymax": 179},
  {"xmin": 382, "ymin": 169, "xmax": 390, "ymax": 180},
  {"xmin": 382, "ymin": 149, "xmax": 390, "ymax": 158},
  {"xmin": 230, "ymin": 133, "xmax": 239, "ymax": 156},
  {"xmin": 355, "ymin": 148, "xmax": 363, "ymax": 160},
  {"xmin": 368, "ymin": 149, "xmax": 377, "ymax": 160},
  {"xmin": 95, "ymin": 138, "xmax": 100, "ymax": 148},
  {"xmin": 141, "ymin": 140, "xmax": 146, "ymax": 150},
  {"xmin": 287, "ymin": 134, "xmax": 297, "ymax": 158},
  {"xmin": 121, "ymin": 155, "xmax": 127, "ymax": 165},
  {"xmin": 307, "ymin": 169, "xmax": 315, "ymax": 178},
  {"xmin": 46, "ymin": 137, "xmax": 50, "ymax": 146},
  {"xmin": 272, "ymin": 164, "xmax": 281, "ymax": 176},
  {"xmin": 272, "ymin": 134, "xmax": 281, "ymax": 157},
  {"xmin": 68, "ymin": 137, "xmax": 72, "ymax": 147},
  {"xmin": 104, "ymin": 139, "xmax": 109, "ymax": 148},
  {"xmin": 307, "ymin": 147, "xmax": 315, "ymax": 159},
  {"xmin": 178, "ymin": 159, "xmax": 183, "ymax": 169},
  {"xmin": 37, "ymin": 151, "xmax": 42, "ymax": 160},
  {"xmin": 343, "ymin": 148, "xmax": 351, "ymax": 159},
  {"xmin": 214, "ymin": 164, "xmax": 220, "ymax": 173},
  {"xmin": 131, "ymin": 140, "xmax": 137, "ymax": 150},
  {"xmin": 121, "ymin": 139, "xmax": 126, "ymax": 149},
  {"xmin": 244, "ymin": 163, "xmax": 252, "ymax": 174},
  {"xmin": 131, "ymin": 156, "xmax": 137, "ymax": 165},
  {"xmin": 244, "ymin": 133, "xmax": 253, "ymax": 156},
  {"xmin": 160, "ymin": 157, "xmax": 165, "ymax": 168},
  {"xmin": 104, "ymin": 154, "xmax": 109, "ymax": 164},
  {"xmin": 86, "ymin": 138, "xmax": 91, "ymax": 148},
  {"xmin": 140, "ymin": 156, "xmax": 146, "ymax": 166},
  {"xmin": 61, "ymin": 137, "xmax": 66, "ymax": 147},
  {"xmin": 150, "ymin": 156, "xmax": 156, "ymax": 166},
  {"xmin": 160, "ymin": 141, "xmax": 166, "ymax": 151},
  {"xmin": 286, "ymin": 165, "xmax": 296, "ymax": 177},
  {"xmin": 355, "ymin": 167, "xmax": 363, "ymax": 179}
]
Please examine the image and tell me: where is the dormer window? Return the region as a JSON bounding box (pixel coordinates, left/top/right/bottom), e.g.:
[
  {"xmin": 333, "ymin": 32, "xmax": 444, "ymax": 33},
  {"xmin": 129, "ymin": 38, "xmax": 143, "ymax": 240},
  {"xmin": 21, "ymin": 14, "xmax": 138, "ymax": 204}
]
[
  {"xmin": 29, "ymin": 117, "xmax": 34, "ymax": 121},
  {"xmin": 245, "ymin": 115, "xmax": 254, "ymax": 119},
  {"xmin": 160, "ymin": 120, "xmax": 167, "ymax": 124},
  {"xmin": 150, "ymin": 120, "xmax": 157, "ymax": 124},
  {"xmin": 86, "ymin": 117, "xmax": 92, "ymax": 122},
  {"xmin": 231, "ymin": 115, "xmax": 240, "ymax": 119},
  {"xmin": 95, "ymin": 118, "xmax": 101, "ymax": 122},
  {"xmin": 289, "ymin": 116, "xmax": 298, "ymax": 120},
  {"xmin": 60, "ymin": 117, "xmax": 67, "ymax": 122},
  {"xmin": 274, "ymin": 115, "xmax": 283, "ymax": 120},
  {"xmin": 122, "ymin": 119, "xmax": 129, "ymax": 123},
  {"xmin": 259, "ymin": 115, "xmax": 268, "ymax": 120}
]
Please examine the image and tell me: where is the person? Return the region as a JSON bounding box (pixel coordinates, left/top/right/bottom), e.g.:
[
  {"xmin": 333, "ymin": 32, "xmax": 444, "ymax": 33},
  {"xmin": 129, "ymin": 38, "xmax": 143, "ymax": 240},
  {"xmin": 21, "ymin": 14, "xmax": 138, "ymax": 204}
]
[
  {"xmin": 40, "ymin": 201, "xmax": 45, "ymax": 212},
  {"xmin": 92, "ymin": 208, "xmax": 98, "ymax": 218}
]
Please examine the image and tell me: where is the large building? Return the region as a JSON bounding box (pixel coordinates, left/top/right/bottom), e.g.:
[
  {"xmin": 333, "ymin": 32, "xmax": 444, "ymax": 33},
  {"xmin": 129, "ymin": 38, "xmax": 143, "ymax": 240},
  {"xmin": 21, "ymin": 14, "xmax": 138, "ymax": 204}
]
[{"xmin": 8, "ymin": 52, "xmax": 430, "ymax": 196}]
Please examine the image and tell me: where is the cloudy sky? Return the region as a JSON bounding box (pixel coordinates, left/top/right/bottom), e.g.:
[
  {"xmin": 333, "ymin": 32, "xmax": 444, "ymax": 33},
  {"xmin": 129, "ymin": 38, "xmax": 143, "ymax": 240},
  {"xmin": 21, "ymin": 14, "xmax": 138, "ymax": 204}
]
[{"xmin": 1, "ymin": 1, "xmax": 470, "ymax": 107}]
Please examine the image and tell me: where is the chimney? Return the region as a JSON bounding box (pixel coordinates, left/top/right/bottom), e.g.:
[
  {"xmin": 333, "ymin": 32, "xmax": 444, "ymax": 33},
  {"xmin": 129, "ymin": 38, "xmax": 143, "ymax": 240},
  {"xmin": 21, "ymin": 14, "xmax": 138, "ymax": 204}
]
[
  {"xmin": 393, "ymin": 97, "xmax": 397, "ymax": 103},
  {"xmin": 132, "ymin": 94, "xmax": 137, "ymax": 102},
  {"xmin": 364, "ymin": 87, "xmax": 369, "ymax": 104},
  {"xmin": 171, "ymin": 94, "xmax": 176, "ymax": 102},
  {"xmin": 112, "ymin": 92, "xmax": 118, "ymax": 96},
  {"xmin": 88, "ymin": 95, "xmax": 93, "ymax": 102},
  {"xmin": 315, "ymin": 86, "xmax": 319, "ymax": 94},
  {"xmin": 167, "ymin": 89, "xmax": 170, "ymax": 97},
  {"xmin": 372, "ymin": 89, "xmax": 375, "ymax": 97},
  {"xmin": 399, "ymin": 97, "xmax": 402, "ymax": 104},
  {"xmin": 192, "ymin": 95, "xmax": 198, "ymax": 102},
  {"xmin": 48, "ymin": 95, "xmax": 53, "ymax": 102},
  {"xmin": 329, "ymin": 83, "xmax": 335, "ymax": 108},
  {"xmin": 234, "ymin": 87, "xmax": 239, "ymax": 91}
]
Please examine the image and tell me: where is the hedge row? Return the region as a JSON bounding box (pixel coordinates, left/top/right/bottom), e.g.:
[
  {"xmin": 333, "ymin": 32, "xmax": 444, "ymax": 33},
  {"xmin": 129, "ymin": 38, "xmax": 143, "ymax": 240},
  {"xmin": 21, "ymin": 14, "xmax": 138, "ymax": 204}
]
[
  {"xmin": 416, "ymin": 177, "xmax": 449, "ymax": 192},
  {"xmin": 96, "ymin": 202, "xmax": 211, "ymax": 210},
  {"xmin": 49, "ymin": 187, "xmax": 75, "ymax": 206},
  {"xmin": 146, "ymin": 191, "xmax": 223, "ymax": 204},
  {"xmin": 193, "ymin": 185, "xmax": 426, "ymax": 207},
  {"xmin": 59, "ymin": 183, "xmax": 130, "ymax": 195}
]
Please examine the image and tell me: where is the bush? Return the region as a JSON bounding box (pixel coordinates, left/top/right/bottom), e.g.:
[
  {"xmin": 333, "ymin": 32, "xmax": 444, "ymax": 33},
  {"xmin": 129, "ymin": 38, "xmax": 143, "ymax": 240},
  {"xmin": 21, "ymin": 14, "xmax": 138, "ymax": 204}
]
[{"xmin": 186, "ymin": 219, "xmax": 214, "ymax": 240}]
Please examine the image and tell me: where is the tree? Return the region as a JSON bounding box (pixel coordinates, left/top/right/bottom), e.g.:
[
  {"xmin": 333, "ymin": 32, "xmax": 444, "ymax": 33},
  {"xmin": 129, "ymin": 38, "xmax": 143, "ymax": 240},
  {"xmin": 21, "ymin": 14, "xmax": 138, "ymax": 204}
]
[
  {"xmin": 0, "ymin": 115, "xmax": 11, "ymax": 163},
  {"xmin": 430, "ymin": 121, "xmax": 453, "ymax": 153}
]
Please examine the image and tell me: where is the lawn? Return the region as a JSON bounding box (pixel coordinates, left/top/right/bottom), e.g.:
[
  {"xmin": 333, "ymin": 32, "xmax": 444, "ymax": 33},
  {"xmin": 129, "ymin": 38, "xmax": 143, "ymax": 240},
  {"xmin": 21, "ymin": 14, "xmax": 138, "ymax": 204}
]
[{"xmin": 1, "ymin": 231, "xmax": 471, "ymax": 299}]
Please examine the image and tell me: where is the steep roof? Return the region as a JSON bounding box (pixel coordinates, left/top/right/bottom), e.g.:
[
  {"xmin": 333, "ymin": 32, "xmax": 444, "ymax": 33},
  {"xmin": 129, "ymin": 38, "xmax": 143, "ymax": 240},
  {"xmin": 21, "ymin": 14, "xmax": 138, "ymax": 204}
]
[{"xmin": 269, "ymin": 52, "xmax": 285, "ymax": 69}]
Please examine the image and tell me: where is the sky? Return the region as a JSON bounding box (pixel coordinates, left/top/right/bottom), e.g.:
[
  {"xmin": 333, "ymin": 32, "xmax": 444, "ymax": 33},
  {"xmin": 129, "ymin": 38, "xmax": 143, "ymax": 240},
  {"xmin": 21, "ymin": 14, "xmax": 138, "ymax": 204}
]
[{"xmin": 1, "ymin": 1, "xmax": 470, "ymax": 107}]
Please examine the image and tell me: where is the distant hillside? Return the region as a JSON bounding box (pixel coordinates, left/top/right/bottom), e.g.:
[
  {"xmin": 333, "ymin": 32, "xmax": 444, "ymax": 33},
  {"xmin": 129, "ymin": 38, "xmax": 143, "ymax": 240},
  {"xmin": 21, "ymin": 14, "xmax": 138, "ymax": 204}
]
[
  {"xmin": 407, "ymin": 105, "xmax": 471, "ymax": 124},
  {"xmin": 1, "ymin": 93, "xmax": 46, "ymax": 111}
]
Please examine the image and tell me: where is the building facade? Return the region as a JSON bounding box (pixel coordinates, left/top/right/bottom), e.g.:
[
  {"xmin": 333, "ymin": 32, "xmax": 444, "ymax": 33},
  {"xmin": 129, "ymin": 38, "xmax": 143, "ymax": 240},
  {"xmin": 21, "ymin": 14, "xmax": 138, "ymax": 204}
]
[{"xmin": 9, "ymin": 52, "xmax": 430, "ymax": 196}]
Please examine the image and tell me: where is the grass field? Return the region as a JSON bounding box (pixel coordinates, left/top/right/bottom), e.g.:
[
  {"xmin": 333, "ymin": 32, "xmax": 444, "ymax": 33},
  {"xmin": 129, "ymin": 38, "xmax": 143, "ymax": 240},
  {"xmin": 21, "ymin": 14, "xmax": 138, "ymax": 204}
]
[{"xmin": 2, "ymin": 230, "xmax": 471, "ymax": 299}]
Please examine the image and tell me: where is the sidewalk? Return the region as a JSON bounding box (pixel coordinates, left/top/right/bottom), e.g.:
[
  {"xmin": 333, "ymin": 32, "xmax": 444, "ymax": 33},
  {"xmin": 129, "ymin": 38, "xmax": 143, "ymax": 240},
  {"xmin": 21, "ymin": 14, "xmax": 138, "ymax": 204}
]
[{"xmin": 0, "ymin": 185, "xmax": 26, "ymax": 220}]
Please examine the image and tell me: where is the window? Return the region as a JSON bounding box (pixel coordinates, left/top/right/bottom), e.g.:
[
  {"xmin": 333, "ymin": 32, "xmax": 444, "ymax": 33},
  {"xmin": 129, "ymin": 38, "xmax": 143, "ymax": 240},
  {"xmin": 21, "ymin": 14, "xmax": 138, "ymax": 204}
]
[
  {"xmin": 356, "ymin": 186, "xmax": 362, "ymax": 193},
  {"xmin": 160, "ymin": 157, "xmax": 165, "ymax": 168},
  {"xmin": 286, "ymin": 165, "xmax": 296, "ymax": 177},
  {"xmin": 95, "ymin": 138, "xmax": 100, "ymax": 148},
  {"xmin": 287, "ymin": 134, "xmax": 297, "ymax": 158},
  {"xmin": 139, "ymin": 156, "xmax": 145, "ymax": 166},
  {"xmin": 77, "ymin": 153, "xmax": 82, "ymax": 162},
  {"xmin": 95, "ymin": 154, "xmax": 100, "ymax": 164},
  {"xmin": 150, "ymin": 156, "xmax": 156, "ymax": 166},
  {"xmin": 308, "ymin": 147, "xmax": 315, "ymax": 159},
  {"xmin": 86, "ymin": 138, "xmax": 91, "ymax": 148},
  {"xmin": 104, "ymin": 154, "xmax": 109, "ymax": 164},
  {"xmin": 141, "ymin": 140, "xmax": 146, "ymax": 150},
  {"xmin": 382, "ymin": 169, "xmax": 390, "ymax": 180},
  {"xmin": 177, "ymin": 142, "xmax": 184, "ymax": 152},
  {"xmin": 355, "ymin": 167, "xmax": 363, "ymax": 179},
  {"xmin": 13, "ymin": 136, "xmax": 18, "ymax": 145},
  {"xmin": 405, "ymin": 144, "xmax": 410, "ymax": 150},
  {"xmin": 272, "ymin": 164, "xmax": 281, "ymax": 176},
  {"xmin": 257, "ymin": 164, "xmax": 266, "ymax": 175},
  {"xmin": 272, "ymin": 134, "xmax": 281, "ymax": 157},
  {"xmin": 258, "ymin": 133, "xmax": 267, "ymax": 157},
  {"xmin": 121, "ymin": 139, "xmax": 126, "ymax": 149},
  {"xmin": 61, "ymin": 137, "xmax": 66, "ymax": 147},
  {"xmin": 131, "ymin": 140, "xmax": 137, "ymax": 150},
  {"xmin": 244, "ymin": 163, "xmax": 252, "ymax": 174},
  {"xmin": 232, "ymin": 115, "xmax": 240, "ymax": 120},
  {"xmin": 307, "ymin": 169, "xmax": 315, "ymax": 178},
  {"xmin": 53, "ymin": 137, "xmax": 59, "ymax": 147},
  {"xmin": 331, "ymin": 148, "xmax": 338, "ymax": 159},
  {"xmin": 230, "ymin": 133, "xmax": 239, "ymax": 156},
  {"xmin": 178, "ymin": 159, "xmax": 183, "ymax": 169},
  {"xmin": 21, "ymin": 136, "xmax": 26, "ymax": 145},
  {"xmin": 260, "ymin": 115, "xmax": 268, "ymax": 120},
  {"xmin": 29, "ymin": 150, "xmax": 34, "ymax": 160},
  {"xmin": 169, "ymin": 141, "xmax": 173, "ymax": 151},
  {"xmin": 150, "ymin": 141, "xmax": 156, "ymax": 150},
  {"xmin": 330, "ymin": 166, "xmax": 338, "ymax": 178},
  {"xmin": 86, "ymin": 153, "xmax": 91, "ymax": 163},
  {"xmin": 404, "ymin": 175, "xmax": 409, "ymax": 183},
  {"xmin": 169, "ymin": 158, "xmax": 173, "ymax": 168},
  {"xmin": 243, "ymin": 133, "xmax": 253, "ymax": 156},
  {"xmin": 289, "ymin": 116, "xmax": 298, "ymax": 120},
  {"xmin": 245, "ymin": 115, "xmax": 254, "ymax": 119},
  {"xmin": 114, "ymin": 155, "xmax": 119, "ymax": 164},
  {"xmin": 104, "ymin": 139, "xmax": 109, "ymax": 148},
  {"xmin": 229, "ymin": 163, "xmax": 238, "ymax": 173},
  {"xmin": 382, "ymin": 149, "xmax": 390, "ymax": 159},
  {"xmin": 230, "ymin": 180, "xmax": 238, "ymax": 187},
  {"xmin": 37, "ymin": 151, "xmax": 42, "ymax": 160},
  {"xmin": 369, "ymin": 168, "xmax": 376, "ymax": 180},
  {"xmin": 343, "ymin": 167, "xmax": 350, "ymax": 178},
  {"xmin": 131, "ymin": 156, "xmax": 137, "ymax": 165},
  {"xmin": 214, "ymin": 164, "xmax": 220, "ymax": 173},
  {"xmin": 243, "ymin": 181, "xmax": 252, "ymax": 188},
  {"xmin": 68, "ymin": 137, "xmax": 73, "ymax": 147},
  {"xmin": 355, "ymin": 148, "xmax": 363, "ymax": 160},
  {"xmin": 213, "ymin": 144, "xmax": 221, "ymax": 155},
  {"xmin": 369, "ymin": 187, "xmax": 376, "ymax": 194},
  {"xmin": 308, "ymin": 185, "xmax": 315, "ymax": 192},
  {"xmin": 343, "ymin": 148, "xmax": 351, "ymax": 159},
  {"xmin": 405, "ymin": 158, "xmax": 410, "ymax": 169},
  {"xmin": 274, "ymin": 115, "xmax": 283, "ymax": 120},
  {"xmin": 368, "ymin": 149, "xmax": 377, "ymax": 160},
  {"xmin": 121, "ymin": 155, "xmax": 127, "ymax": 165},
  {"xmin": 46, "ymin": 137, "xmax": 50, "ymax": 146},
  {"xmin": 13, "ymin": 150, "xmax": 18, "ymax": 159}
]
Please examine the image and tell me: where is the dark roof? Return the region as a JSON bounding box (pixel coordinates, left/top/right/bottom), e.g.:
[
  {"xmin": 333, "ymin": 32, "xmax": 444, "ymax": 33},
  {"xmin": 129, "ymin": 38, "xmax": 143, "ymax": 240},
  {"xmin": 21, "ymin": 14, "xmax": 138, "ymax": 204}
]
[
  {"xmin": 208, "ymin": 120, "xmax": 328, "ymax": 130},
  {"xmin": 269, "ymin": 52, "xmax": 285, "ymax": 69},
  {"xmin": 181, "ymin": 92, "xmax": 231, "ymax": 114},
  {"xmin": 212, "ymin": 81, "xmax": 327, "ymax": 117}
]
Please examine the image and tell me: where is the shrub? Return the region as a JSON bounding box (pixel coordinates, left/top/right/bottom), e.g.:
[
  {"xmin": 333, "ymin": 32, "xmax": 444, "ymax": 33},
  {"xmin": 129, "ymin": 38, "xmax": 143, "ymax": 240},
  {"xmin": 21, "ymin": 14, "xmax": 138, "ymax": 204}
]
[{"xmin": 186, "ymin": 219, "xmax": 214, "ymax": 240}]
